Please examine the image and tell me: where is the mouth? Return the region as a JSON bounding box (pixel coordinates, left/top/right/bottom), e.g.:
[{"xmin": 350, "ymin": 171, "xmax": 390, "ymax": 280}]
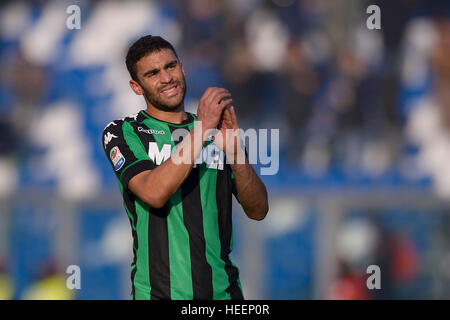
[{"xmin": 160, "ymin": 84, "xmax": 179, "ymax": 98}]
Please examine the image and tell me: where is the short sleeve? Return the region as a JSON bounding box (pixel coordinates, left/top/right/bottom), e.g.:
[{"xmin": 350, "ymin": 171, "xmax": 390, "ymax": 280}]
[{"xmin": 102, "ymin": 120, "xmax": 155, "ymax": 189}]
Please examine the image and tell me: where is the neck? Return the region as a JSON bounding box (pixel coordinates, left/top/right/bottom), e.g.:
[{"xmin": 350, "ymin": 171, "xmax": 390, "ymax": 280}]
[{"xmin": 144, "ymin": 103, "xmax": 187, "ymax": 124}]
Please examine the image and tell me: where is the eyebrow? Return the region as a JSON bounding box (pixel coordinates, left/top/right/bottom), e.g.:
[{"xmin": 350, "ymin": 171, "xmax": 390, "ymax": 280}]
[{"xmin": 142, "ymin": 60, "xmax": 178, "ymax": 78}]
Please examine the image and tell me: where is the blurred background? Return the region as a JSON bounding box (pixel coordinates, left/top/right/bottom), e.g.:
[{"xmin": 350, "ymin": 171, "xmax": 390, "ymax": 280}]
[{"xmin": 1, "ymin": 0, "xmax": 450, "ymax": 299}]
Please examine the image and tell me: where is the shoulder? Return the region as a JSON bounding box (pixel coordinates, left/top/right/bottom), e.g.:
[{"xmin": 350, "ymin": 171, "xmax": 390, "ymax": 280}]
[
  {"xmin": 102, "ymin": 112, "xmax": 143, "ymax": 134},
  {"xmin": 102, "ymin": 112, "xmax": 143, "ymax": 148}
]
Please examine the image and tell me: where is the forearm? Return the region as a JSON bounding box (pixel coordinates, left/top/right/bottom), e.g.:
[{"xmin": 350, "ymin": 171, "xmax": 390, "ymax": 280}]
[{"xmin": 231, "ymin": 156, "xmax": 268, "ymax": 220}]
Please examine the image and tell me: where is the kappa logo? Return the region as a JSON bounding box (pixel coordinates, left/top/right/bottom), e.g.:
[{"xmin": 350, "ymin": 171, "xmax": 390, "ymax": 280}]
[
  {"xmin": 138, "ymin": 127, "xmax": 165, "ymax": 135},
  {"xmin": 104, "ymin": 132, "xmax": 118, "ymax": 147},
  {"xmin": 110, "ymin": 146, "xmax": 125, "ymax": 171}
]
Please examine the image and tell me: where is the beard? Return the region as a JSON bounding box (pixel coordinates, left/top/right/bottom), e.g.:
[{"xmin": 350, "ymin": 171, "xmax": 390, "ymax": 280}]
[{"xmin": 141, "ymin": 76, "xmax": 187, "ymax": 112}]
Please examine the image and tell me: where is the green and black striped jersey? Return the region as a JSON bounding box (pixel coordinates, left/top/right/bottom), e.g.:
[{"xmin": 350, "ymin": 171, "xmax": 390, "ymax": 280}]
[{"xmin": 102, "ymin": 110, "xmax": 243, "ymax": 300}]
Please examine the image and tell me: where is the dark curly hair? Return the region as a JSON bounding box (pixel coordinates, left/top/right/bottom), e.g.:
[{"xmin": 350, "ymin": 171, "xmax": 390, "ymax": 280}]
[{"xmin": 125, "ymin": 35, "xmax": 179, "ymax": 82}]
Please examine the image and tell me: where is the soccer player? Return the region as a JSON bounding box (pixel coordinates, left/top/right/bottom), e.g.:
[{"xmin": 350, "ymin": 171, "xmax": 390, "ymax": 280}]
[{"xmin": 102, "ymin": 35, "xmax": 268, "ymax": 300}]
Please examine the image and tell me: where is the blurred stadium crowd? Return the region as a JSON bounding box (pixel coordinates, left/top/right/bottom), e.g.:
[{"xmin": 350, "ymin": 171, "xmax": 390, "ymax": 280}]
[{"xmin": 1, "ymin": 0, "xmax": 450, "ymax": 299}]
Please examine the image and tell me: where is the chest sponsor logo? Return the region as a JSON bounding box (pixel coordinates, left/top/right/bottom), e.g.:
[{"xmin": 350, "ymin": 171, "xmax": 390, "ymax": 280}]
[
  {"xmin": 138, "ymin": 127, "xmax": 165, "ymax": 135},
  {"xmin": 148, "ymin": 142, "xmax": 224, "ymax": 170},
  {"xmin": 110, "ymin": 146, "xmax": 125, "ymax": 171},
  {"xmin": 148, "ymin": 142, "xmax": 171, "ymax": 165}
]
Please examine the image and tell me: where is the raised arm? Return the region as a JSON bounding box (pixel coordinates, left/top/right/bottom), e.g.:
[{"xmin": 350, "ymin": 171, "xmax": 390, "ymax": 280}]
[
  {"xmin": 128, "ymin": 87, "xmax": 233, "ymax": 208},
  {"xmin": 214, "ymin": 106, "xmax": 268, "ymax": 220}
]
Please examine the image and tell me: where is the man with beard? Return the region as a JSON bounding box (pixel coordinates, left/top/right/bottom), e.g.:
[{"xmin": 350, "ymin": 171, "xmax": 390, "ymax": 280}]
[{"xmin": 102, "ymin": 35, "xmax": 268, "ymax": 300}]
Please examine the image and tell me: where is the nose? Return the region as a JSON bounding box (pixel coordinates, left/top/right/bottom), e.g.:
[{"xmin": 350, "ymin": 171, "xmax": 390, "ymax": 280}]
[{"xmin": 159, "ymin": 69, "xmax": 173, "ymax": 83}]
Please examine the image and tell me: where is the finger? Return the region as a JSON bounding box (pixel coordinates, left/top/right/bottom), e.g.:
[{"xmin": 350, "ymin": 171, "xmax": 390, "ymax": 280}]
[
  {"xmin": 202, "ymin": 87, "xmax": 223, "ymax": 102},
  {"xmin": 211, "ymin": 87, "xmax": 228, "ymax": 94},
  {"xmin": 222, "ymin": 108, "xmax": 232, "ymax": 120},
  {"xmin": 218, "ymin": 98, "xmax": 233, "ymax": 111},
  {"xmin": 212, "ymin": 91, "xmax": 231, "ymax": 105},
  {"xmin": 221, "ymin": 109, "xmax": 232, "ymax": 127},
  {"xmin": 210, "ymin": 87, "xmax": 229, "ymax": 97},
  {"xmin": 201, "ymin": 87, "xmax": 214, "ymax": 99},
  {"xmin": 217, "ymin": 108, "xmax": 226, "ymax": 129},
  {"xmin": 230, "ymin": 106, "xmax": 239, "ymax": 127},
  {"xmin": 205, "ymin": 87, "xmax": 227, "ymax": 101}
]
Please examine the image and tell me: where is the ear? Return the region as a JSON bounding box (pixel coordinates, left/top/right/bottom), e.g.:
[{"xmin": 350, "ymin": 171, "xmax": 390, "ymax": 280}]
[
  {"xmin": 129, "ymin": 80, "xmax": 143, "ymax": 95},
  {"xmin": 180, "ymin": 61, "xmax": 186, "ymax": 77}
]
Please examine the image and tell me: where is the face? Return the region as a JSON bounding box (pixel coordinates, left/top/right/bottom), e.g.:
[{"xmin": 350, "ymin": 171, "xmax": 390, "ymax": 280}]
[{"xmin": 131, "ymin": 49, "xmax": 186, "ymax": 112}]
